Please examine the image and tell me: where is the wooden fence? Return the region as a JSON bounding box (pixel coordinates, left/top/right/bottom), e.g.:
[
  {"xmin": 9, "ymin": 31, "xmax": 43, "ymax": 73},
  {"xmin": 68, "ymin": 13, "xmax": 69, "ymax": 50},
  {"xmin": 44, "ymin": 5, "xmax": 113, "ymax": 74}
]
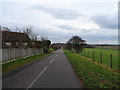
[{"xmin": 81, "ymin": 51, "xmax": 114, "ymax": 69}]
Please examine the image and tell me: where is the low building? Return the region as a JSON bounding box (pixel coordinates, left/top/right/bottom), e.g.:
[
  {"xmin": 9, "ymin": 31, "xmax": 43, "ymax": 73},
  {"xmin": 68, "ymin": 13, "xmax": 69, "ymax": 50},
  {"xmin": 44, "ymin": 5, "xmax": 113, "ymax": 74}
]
[{"xmin": 2, "ymin": 31, "xmax": 31, "ymax": 48}]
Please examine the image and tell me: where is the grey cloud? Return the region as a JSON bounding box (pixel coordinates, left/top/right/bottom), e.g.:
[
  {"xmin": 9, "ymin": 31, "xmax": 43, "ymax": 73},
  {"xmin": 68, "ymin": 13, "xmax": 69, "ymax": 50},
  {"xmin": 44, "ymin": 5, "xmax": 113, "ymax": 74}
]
[
  {"xmin": 31, "ymin": 6, "xmax": 81, "ymax": 20},
  {"xmin": 57, "ymin": 25, "xmax": 74, "ymax": 30},
  {"xmin": 92, "ymin": 14, "xmax": 117, "ymax": 29},
  {"xmin": 83, "ymin": 34, "xmax": 118, "ymax": 40},
  {"xmin": 33, "ymin": 27, "xmax": 70, "ymax": 43}
]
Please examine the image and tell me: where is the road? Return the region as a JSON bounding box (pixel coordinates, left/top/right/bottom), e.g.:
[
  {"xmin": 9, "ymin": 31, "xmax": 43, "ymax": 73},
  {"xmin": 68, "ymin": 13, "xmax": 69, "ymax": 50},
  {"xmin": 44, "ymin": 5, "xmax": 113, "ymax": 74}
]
[{"xmin": 3, "ymin": 49, "xmax": 82, "ymax": 88}]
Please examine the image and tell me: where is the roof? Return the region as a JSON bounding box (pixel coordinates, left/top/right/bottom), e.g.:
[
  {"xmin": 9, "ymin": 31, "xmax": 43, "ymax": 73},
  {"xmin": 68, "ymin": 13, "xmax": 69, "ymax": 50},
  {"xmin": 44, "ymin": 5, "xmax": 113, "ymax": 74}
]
[{"xmin": 2, "ymin": 31, "xmax": 31, "ymax": 42}]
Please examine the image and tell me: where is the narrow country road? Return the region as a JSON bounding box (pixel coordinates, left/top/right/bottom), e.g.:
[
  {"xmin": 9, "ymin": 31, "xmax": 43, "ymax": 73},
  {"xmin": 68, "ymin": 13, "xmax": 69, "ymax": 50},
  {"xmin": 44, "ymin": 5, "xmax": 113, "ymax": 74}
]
[{"xmin": 3, "ymin": 49, "xmax": 82, "ymax": 88}]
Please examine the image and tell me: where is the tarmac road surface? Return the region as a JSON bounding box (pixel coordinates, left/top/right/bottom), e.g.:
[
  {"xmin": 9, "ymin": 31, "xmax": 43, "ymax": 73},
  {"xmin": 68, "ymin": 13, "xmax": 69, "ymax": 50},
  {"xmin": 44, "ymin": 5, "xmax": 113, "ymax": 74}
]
[{"xmin": 3, "ymin": 49, "xmax": 82, "ymax": 88}]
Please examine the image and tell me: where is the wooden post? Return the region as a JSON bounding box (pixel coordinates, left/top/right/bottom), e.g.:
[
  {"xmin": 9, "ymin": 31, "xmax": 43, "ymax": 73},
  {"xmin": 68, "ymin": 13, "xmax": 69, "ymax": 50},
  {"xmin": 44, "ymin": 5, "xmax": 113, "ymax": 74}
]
[
  {"xmin": 88, "ymin": 51, "xmax": 89, "ymax": 58},
  {"xmin": 86, "ymin": 51, "xmax": 88, "ymax": 57},
  {"xmin": 110, "ymin": 54, "xmax": 112, "ymax": 68},
  {"xmin": 93, "ymin": 52, "xmax": 95, "ymax": 61},
  {"xmin": 100, "ymin": 52, "xmax": 102, "ymax": 64}
]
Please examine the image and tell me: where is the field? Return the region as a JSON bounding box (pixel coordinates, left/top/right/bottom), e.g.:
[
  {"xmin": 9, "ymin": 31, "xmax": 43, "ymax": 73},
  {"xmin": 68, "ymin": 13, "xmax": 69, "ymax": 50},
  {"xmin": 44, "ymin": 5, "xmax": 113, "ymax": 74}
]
[
  {"xmin": 80, "ymin": 48, "xmax": 119, "ymax": 71},
  {"xmin": 64, "ymin": 50, "xmax": 120, "ymax": 88}
]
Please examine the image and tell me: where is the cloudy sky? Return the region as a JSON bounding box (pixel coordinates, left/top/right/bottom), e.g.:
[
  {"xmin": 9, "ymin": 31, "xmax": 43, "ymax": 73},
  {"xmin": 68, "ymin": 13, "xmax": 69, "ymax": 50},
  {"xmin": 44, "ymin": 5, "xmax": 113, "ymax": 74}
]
[{"xmin": 0, "ymin": 0, "xmax": 118, "ymax": 44}]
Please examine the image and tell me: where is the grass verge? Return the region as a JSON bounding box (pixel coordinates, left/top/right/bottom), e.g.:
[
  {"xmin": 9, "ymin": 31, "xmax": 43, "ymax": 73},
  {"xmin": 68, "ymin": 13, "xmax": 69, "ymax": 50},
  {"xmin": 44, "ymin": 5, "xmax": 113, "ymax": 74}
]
[
  {"xmin": 2, "ymin": 52, "xmax": 52, "ymax": 74},
  {"xmin": 64, "ymin": 50, "xmax": 120, "ymax": 89}
]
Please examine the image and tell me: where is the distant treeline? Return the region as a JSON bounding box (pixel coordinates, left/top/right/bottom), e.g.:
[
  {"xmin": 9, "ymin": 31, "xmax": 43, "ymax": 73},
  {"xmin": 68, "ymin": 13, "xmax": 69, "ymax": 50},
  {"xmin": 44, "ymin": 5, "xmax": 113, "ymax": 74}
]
[
  {"xmin": 90, "ymin": 44, "xmax": 119, "ymax": 46},
  {"xmin": 86, "ymin": 44, "xmax": 119, "ymax": 50}
]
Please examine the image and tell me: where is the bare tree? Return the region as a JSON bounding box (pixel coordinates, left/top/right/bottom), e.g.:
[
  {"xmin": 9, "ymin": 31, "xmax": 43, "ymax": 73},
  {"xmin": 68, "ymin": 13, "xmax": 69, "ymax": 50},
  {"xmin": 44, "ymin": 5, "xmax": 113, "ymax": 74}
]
[
  {"xmin": 0, "ymin": 26, "xmax": 11, "ymax": 32},
  {"xmin": 19, "ymin": 26, "xmax": 38, "ymax": 41},
  {"xmin": 23, "ymin": 26, "xmax": 33, "ymax": 35},
  {"xmin": 15, "ymin": 27, "xmax": 22, "ymax": 33},
  {"xmin": 41, "ymin": 36, "xmax": 48, "ymax": 41}
]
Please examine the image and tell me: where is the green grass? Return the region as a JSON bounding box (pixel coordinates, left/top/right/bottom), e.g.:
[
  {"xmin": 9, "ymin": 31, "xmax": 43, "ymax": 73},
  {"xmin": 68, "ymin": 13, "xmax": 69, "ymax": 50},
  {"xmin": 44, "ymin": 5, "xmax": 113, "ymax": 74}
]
[
  {"xmin": 2, "ymin": 52, "xmax": 52, "ymax": 74},
  {"xmin": 64, "ymin": 50, "xmax": 120, "ymax": 89},
  {"xmin": 80, "ymin": 48, "xmax": 119, "ymax": 70},
  {"xmin": 49, "ymin": 48, "xmax": 55, "ymax": 51}
]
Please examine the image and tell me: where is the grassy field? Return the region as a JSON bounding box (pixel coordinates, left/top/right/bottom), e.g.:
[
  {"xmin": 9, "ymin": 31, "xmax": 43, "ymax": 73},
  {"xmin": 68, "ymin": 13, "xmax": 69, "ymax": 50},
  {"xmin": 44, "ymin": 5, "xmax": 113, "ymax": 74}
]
[
  {"xmin": 64, "ymin": 50, "xmax": 120, "ymax": 88},
  {"xmin": 80, "ymin": 48, "xmax": 119, "ymax": 71},
  {"xmin": 2, "ymin": 52, "xmax": 52, "ymax": 74}
]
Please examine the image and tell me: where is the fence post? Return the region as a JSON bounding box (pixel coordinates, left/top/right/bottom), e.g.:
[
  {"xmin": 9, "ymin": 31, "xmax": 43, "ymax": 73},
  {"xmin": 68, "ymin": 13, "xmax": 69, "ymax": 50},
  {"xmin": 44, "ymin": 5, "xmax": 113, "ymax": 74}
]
[
  {"xmin": 86, "ymin": 51, "xmax": 88, "ymax": 57},
  {"xmin": 88, "ymin": 51, "xmax": 89, "ymax": 58},
  {"xmin": 110, "ymin": 54, "xmax": 113, "ymax": 68},
  {"xmin": 100, "ymin": 52, "xmax": 102, "ymax": 64},
  {"xmin": 93, "ymin": 52, "xmax": 95, "ymax": 61}
]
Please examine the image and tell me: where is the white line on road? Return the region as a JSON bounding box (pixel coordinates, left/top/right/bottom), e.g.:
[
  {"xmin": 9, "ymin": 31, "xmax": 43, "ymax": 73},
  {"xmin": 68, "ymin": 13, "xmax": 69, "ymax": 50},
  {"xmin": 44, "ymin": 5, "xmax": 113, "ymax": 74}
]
[
  {"xmin": 50, "ymin": 58, "xmax": 54, "ymax": 63},
  {"xmin": 26, "ymin": 66, "xmax": 47, "ymax": 89},
  {"xmin": 49, "ymin": 54, "xmax": 57, "ymax": 64},
  {"xmin": 55, "ymin": 54, "xmax": 57, "ymax": 57}
]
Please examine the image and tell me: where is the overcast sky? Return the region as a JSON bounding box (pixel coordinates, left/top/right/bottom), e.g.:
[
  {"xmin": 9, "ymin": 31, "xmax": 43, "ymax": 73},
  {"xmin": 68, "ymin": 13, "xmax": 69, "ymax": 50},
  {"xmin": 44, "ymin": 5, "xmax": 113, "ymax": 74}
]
[{"xmin": 0, "ymin": 0, "xmax": 119, "ymax": 44}]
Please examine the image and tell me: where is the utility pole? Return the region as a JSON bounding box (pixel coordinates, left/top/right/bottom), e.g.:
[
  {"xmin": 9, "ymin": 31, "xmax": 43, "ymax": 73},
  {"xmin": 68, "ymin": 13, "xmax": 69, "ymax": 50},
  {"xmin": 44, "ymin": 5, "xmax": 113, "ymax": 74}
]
[{"xmin": 69, "ymin": 33, "xmax": 73, "ymax": 51}]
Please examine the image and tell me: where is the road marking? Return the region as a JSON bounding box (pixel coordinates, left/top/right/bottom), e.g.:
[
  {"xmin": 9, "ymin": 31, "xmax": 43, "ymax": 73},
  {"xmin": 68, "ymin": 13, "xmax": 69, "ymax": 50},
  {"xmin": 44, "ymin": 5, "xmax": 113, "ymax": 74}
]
[
  {"xmin": 55, "ymin": 54, "xmax": 57, "ymax": 57},
  {"xmin": 26, "ymin": 66, "xmax": 47, "ymax": 89},
  {"xmin": 50, "ymin": 54, "xmax": 57, "ymax": 64},
  {"xmin": 50, "ymin": 58, "xmax": 54, "ymax": 63}
]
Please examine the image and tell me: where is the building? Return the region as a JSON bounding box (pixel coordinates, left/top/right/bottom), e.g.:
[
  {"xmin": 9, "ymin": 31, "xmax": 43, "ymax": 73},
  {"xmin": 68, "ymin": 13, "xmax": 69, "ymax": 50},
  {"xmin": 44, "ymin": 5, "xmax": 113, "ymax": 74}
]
[{"xmin": 2, "ymin": 31, "xmax": 31, "ymax": 48}]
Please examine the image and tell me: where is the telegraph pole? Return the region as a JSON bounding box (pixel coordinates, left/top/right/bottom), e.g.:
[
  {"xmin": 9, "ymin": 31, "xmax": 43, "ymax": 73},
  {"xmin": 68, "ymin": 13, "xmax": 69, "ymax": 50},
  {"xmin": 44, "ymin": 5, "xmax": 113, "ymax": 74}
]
[{"xmin": 69, "ymin": 33, "xmax": 73, "ymax": 51}]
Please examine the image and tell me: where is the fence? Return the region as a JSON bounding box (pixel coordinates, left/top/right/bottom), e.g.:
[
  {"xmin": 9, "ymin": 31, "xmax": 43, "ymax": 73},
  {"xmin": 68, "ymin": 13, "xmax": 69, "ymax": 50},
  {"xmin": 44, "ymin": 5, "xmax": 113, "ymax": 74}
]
[
  {"xmin": 81, "ymin": 51, "xmax": 116, "ymax": 70},
  {"xmin": 1, "ymin": 48, "xmax": 43, "ymax": 62}
]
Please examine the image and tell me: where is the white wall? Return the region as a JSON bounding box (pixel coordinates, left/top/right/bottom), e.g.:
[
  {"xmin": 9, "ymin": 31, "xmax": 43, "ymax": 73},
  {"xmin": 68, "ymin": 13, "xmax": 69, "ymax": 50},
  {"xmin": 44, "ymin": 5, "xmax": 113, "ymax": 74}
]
[{"xmin": 1, "ymin": 48, "xmax": 42, "ymax": 62}]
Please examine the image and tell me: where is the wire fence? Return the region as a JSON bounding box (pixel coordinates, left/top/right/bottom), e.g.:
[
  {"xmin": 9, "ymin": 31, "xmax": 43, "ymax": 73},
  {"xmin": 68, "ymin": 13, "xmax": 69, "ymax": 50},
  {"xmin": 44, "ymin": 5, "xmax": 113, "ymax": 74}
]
[{"xmin": 80, "ymin": 51, "xmax": 115, "ymax": 70}]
